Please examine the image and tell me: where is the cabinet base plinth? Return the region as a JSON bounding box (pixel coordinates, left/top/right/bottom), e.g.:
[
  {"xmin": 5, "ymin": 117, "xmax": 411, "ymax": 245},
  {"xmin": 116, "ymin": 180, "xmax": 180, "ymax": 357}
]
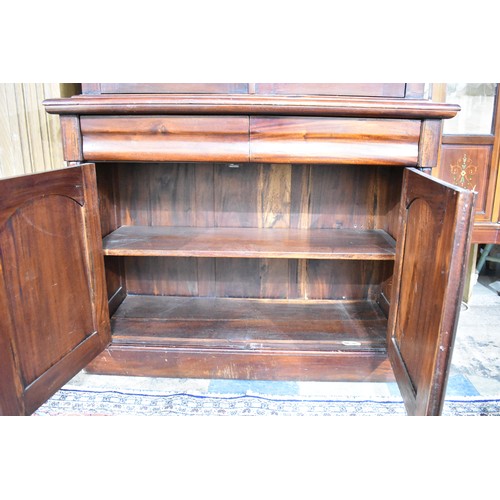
[{"xmin": 85, "ymin": 344, "xmax": 395, "ymax": 382}]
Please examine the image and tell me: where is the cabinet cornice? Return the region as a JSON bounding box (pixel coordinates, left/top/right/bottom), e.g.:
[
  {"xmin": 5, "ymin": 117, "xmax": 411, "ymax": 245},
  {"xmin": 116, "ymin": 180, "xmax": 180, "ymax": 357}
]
[{"xmin": 43, "ymin": 94, "xmax": 460, "ymax": 120}]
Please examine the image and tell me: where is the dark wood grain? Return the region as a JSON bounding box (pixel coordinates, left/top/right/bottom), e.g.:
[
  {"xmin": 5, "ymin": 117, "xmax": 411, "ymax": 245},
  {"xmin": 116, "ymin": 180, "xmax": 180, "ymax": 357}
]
[
  {"xmin": 122, "ymin": 257, "xmax": 393, "ymax": 301},
  {"xmin": 86, "ymin": 345, "xmax": 394, "ymax": 381},
  {"xmin": 387, "ymin": 168, "xmax": 475, "ymax": 416},
  {"xmin": 87, "ymin": 294, "xmax": 393, "ymax": 381},
  {"xmin": 60, "ymin": 115, "xmax": 83, "ymax": 161},
  {"xmin": 43, "ymin": 95, "xmax": 460, "ymax": 119},
  {"xmin": 105, "ymin": 162, "xmax": 400, "ymax": 303},
  {"xmin": 250, "ymin": 116, "xmax": 420, "ymax": 165},
  {"xmin": 102, "ymin": 226, "xmax": 396, "ymax": 259},
  {"xmin": 34, "ymin": 84, "xmax": 468, "ymax": 413},
  {"xmin": 81, "ymin": 164, "xmax": 113, "ymax": 343},
  {"xmin": 95, "ymin": 165, "xmax": 126, "ymax": 313},
  {"xmin": 438, "ymin": 145, "xmax": 493, "ymax": 220},
  {"xmin": 110, "ymin": 295, "xmax": 387, "ymax": 351},
  {"xmin": 81, "ymin": 116, "xmax": 249, "ymax": 162},
  {"xmin": 112, "ymin": 163, "xmax": 402, "ymax": 231},
  {"xmin": 442, "ymin": 135, "xmax": 495, "ymax": 145},
  {"xmin": 471, "ymin": 223, "xmax": 500, "ymax": 244},
  {"xmin": 0, "ymin": 164, "xmax": 110, "ymax": 415},
  {"xmin": 214, "ymin": 163, "xmax": 259, "ymax": 227},
  {"xmin": 418, "ymin": 119, "xmax": 443, "ymax": 169},
  {"xmin": 0, "ymin": 167, "xmax": 84, "ymax": 224}
]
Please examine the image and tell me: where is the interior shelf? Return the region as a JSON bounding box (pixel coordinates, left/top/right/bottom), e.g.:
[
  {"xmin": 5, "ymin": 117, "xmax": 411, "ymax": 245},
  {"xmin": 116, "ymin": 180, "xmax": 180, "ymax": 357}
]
[
  {"xmin": 110, "ymin": 295, "xmax": 388, "ymax": 352},
  {"xmin": 102, "ymin": 226, "xmax": 396, "ymax": 260}
]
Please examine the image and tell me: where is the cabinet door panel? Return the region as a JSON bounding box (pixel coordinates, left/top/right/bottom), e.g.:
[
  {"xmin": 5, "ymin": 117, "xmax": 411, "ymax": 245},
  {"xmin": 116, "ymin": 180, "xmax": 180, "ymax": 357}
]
[
  {"xmin": 388, "ymin": 168, "xmax": 475, "ymax": 416},
  {"xmin": 0, "ymin": 164, "xmax": 110, "ymax": 415}
]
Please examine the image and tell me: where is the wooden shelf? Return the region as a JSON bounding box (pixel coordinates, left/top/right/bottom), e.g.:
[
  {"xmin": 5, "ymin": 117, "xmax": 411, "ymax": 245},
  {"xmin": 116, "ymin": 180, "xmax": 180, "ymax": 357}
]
[
  {"xmin": 102, "ymin": 226, "xmax": 396, "ymax": 260},
  {"xmin": 110, "ymin": 295, "xmax": 388, "ymax": 353}
]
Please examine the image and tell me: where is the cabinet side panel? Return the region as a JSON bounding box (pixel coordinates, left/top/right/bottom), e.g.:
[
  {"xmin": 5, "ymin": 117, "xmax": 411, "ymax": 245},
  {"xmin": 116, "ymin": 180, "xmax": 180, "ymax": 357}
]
[
  {"xmin": 96, "ymin": 164, "xmax": 126, "ymax": 313},
  {"xmin": 374, "ymin": 167, "xmax": 404, "ymax": 239}
]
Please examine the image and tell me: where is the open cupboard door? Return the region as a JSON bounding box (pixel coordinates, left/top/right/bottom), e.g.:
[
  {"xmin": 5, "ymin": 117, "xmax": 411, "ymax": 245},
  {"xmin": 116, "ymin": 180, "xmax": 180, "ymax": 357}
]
[
  {"xmin": 0, "ymin": 164, "xmax": 110, "ymax": 416},
  {"xmin": 388, "ymin": 168, "xmax": 475, "ymax": 416}
]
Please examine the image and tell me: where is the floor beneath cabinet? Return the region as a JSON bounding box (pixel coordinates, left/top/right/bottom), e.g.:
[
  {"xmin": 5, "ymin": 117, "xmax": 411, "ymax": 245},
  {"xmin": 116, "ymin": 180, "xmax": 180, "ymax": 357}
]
[{"xmin": 35, "ymin": 277, "xmax": 500, "ymax": 416}]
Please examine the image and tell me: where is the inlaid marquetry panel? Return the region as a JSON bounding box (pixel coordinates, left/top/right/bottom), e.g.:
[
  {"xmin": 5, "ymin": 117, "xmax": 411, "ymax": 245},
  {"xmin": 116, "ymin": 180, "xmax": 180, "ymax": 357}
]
[{"xmin": 438, "ymin": 145, "xmax": 492, "ymax": 221}]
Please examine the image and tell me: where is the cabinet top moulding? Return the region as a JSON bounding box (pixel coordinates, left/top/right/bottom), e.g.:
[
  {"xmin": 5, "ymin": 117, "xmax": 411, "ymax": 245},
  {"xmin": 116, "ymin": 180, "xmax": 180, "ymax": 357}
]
[{"xmin": 43, "ymin": 95, "xmax": 460, "ymax": 120}]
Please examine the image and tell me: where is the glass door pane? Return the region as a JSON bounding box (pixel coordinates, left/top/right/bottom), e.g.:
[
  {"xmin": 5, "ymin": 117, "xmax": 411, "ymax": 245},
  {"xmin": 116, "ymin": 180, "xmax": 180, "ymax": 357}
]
[{"xmin": 443, "ymin": 83, "xmax": 497, "ymax": 135}]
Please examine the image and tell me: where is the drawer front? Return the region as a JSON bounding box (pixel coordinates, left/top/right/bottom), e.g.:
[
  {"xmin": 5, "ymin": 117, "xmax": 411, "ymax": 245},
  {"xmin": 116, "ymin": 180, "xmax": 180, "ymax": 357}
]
[
  {"xmin": 250, "ymin": 116, "xmax": 420, "ymax": 165},
  {"xmin": 80, "ymin": 116, "xmax": 250, "ymax": 162}
]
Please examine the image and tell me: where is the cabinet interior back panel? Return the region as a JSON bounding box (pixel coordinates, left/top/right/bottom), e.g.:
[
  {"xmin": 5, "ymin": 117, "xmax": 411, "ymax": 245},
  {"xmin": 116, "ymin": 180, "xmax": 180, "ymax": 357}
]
[
  {"xmin": 123, "ymin": 257, "xmax": 394, "ymax": 301},
  {"xmin": 97, "ymin": 163, "xmax": 401, "ymax": 302},
  {"xmin": 111, "ymin": 163, "xmax": 403, "ymax": 233}
]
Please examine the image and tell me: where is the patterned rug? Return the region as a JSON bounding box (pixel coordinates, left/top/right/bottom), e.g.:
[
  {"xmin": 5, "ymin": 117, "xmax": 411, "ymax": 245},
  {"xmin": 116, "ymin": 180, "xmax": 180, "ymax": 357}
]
[
  {"xmin": 33, "ymin": 280, "xmax": 500, "ymax": 417},
  {"xmin": 33, "ymin": 385, "xmax": 500, "ymax": 416}
]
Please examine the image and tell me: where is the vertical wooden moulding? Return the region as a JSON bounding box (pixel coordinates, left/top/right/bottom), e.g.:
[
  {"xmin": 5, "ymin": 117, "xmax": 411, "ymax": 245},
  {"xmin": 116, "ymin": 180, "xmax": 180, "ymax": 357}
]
[
  {"xmin": 60, "ymin": 115, "xmax": 83, "ymax": 162},
  {"xmin": 0, "ymin": 270, "xmax": 25, "ymax": 415},
  {"xmin": 418, "ymin": 119, "xmax": 443, "ymax": 169},
  {"xmin": 489, "ymin": 93, "xmax": 500, "ymax": 223},
  {"xmin": 81, "ymin": 164, "xmax": 111, "ymax": 343},
  {"xmin": 405, "ymin": 83, "xmax": 426, "ymax": 99}
]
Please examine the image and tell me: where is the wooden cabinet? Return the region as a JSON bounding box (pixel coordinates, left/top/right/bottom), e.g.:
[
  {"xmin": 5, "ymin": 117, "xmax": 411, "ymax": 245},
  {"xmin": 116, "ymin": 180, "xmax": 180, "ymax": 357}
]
[
  {"xmin": 432, "ymin": 83, "xmax": 500, "ymax": 244},
  {"xmin": 0, "ymin": 84, "xmax": 475, "ymax": 416}
]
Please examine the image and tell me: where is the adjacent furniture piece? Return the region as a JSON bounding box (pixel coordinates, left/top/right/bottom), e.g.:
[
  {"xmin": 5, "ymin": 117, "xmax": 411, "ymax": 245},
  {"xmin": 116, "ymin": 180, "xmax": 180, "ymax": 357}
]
[
  {"xmin": 433, "ymin": 83, "xmax": 500, "ymax": 245},
  {"xmin": 0, "ymin": 83, "xmax": 475, "ymax": 416},
  {"xmin": 432, "ymin": 83, "xmax": 500, "ymax": 300}
]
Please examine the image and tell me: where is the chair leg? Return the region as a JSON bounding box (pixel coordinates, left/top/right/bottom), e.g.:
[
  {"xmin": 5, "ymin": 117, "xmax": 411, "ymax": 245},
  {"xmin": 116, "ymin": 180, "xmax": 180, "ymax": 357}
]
[{"xmin": 476, "ymin": 243, "xmax": 495, "ymax": 274}]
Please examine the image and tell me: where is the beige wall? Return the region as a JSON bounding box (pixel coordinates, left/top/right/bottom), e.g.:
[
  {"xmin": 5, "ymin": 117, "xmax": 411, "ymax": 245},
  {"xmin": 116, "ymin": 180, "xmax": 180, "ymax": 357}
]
[{"xmin": 0, "ymin": 83, "xmax": 79, "ymax": 179}]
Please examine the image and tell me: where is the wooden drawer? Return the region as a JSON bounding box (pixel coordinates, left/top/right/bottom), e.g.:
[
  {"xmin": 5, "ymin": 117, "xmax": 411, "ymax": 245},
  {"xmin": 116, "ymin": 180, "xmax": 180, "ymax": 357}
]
[
  {"xmin": 80, "ymin": 115, "xmax": 249, "ymax": 162},
  {"xmin": 81, "ymin": 115, "xmax": 421, "ymax": 165},
  {"xmin": 249, "ymin": 116, "xmax": 421, "ymax": 165}
]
